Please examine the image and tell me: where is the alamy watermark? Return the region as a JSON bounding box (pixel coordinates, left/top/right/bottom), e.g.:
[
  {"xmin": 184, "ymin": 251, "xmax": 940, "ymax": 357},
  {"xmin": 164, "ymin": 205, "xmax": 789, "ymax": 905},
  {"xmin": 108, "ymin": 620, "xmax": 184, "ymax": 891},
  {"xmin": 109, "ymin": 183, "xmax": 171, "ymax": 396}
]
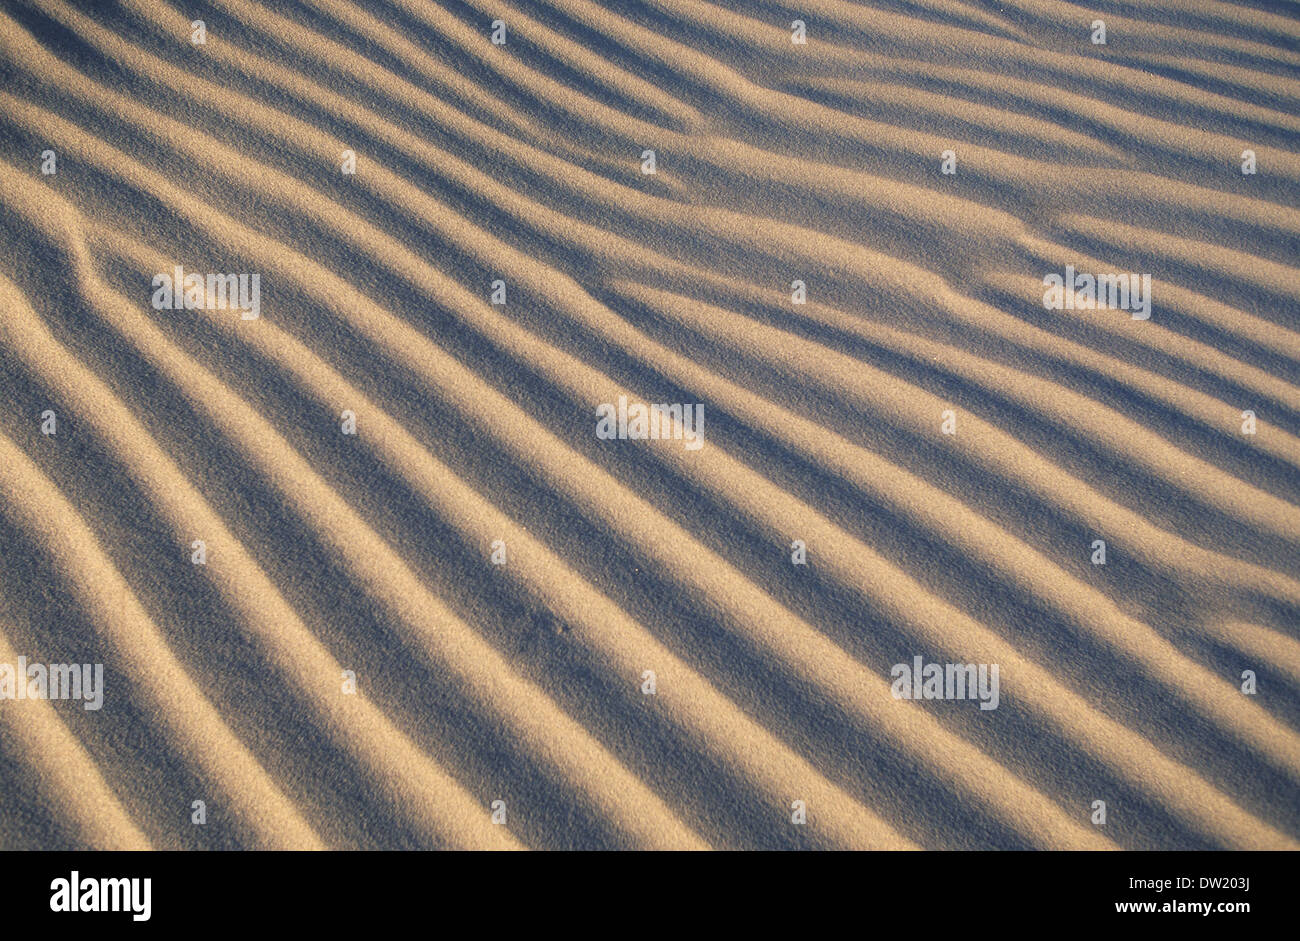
[
  {"xmin": 595, "ymin": 395, "xmax": 704, "ymax": 450},
  {"xmin": 1043, "ymin": 265, "xmax": 1151, "ymax": 320},
  {"xmin": 890, "ymin": 656, "xmax": 999, "ymax": 710},
  {"xmin": 50, "ymin": 872, "xmax": 150, "ymax": 921},
  {"xmin": 152, "ymin": 265, "xmax": 260, "ymax": 320},
  {"xmin": 0, "ymin": 656, "xmax": 103, "ymax": 710}
]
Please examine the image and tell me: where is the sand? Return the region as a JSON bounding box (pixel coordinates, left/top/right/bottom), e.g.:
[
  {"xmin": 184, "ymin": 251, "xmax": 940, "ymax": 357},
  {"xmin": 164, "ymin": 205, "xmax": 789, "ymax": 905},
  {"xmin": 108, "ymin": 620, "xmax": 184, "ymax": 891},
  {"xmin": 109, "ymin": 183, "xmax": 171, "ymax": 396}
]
[{"xmin": 0, "ymin": 0, "xmax": 1296, "ymax": 850}]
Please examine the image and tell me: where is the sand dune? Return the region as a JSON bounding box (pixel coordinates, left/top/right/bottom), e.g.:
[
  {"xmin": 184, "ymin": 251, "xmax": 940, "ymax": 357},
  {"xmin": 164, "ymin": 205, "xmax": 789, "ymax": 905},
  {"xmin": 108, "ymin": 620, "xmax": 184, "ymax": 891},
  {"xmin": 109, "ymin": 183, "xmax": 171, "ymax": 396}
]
[{"xmin": 0, "ymin": 0, "xmax": 1296, "ymax": 849}]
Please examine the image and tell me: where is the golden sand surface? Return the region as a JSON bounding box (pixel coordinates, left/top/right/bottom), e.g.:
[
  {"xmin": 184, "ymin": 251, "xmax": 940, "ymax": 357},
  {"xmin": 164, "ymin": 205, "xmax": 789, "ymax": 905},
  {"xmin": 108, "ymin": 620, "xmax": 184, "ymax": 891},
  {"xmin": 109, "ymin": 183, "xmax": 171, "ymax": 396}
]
[{"xmin": 0, "ymin": 0, "xmax": 1297, "ymax": 850}]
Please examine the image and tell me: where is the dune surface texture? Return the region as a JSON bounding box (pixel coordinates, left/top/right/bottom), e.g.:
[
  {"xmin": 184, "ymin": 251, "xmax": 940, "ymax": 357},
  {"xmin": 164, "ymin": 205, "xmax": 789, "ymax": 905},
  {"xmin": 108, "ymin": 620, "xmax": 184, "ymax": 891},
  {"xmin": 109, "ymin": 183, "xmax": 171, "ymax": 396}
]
[{"xmin": 0, "ymin": 0, "xmax": 1297, "ymax": 851}]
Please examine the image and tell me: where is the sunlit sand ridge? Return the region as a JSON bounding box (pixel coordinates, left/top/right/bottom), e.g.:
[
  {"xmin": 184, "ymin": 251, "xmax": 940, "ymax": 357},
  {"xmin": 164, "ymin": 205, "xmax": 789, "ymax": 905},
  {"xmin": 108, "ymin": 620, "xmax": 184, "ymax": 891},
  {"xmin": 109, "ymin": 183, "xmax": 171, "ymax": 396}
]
[{"xmin": 0, "ymin": 0, "xmax": 1297, "ymax": 849}]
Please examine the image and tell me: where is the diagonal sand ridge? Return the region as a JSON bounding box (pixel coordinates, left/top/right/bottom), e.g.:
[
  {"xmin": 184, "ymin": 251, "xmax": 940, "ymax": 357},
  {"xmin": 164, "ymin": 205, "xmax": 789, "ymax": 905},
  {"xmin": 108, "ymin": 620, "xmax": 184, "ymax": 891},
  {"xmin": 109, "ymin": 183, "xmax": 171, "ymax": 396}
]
[{"xmin": 0, "ymin": 0, "xmax": 1296, "ymax": 849}]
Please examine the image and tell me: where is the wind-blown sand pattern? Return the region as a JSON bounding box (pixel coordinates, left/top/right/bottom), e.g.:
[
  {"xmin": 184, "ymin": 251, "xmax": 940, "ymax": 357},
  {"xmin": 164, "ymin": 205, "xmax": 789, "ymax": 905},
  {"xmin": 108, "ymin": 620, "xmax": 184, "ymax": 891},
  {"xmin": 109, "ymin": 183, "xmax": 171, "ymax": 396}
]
[{"xmin": 0, "ymin": 0, "xmax": 1297, "ymax": 850}]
